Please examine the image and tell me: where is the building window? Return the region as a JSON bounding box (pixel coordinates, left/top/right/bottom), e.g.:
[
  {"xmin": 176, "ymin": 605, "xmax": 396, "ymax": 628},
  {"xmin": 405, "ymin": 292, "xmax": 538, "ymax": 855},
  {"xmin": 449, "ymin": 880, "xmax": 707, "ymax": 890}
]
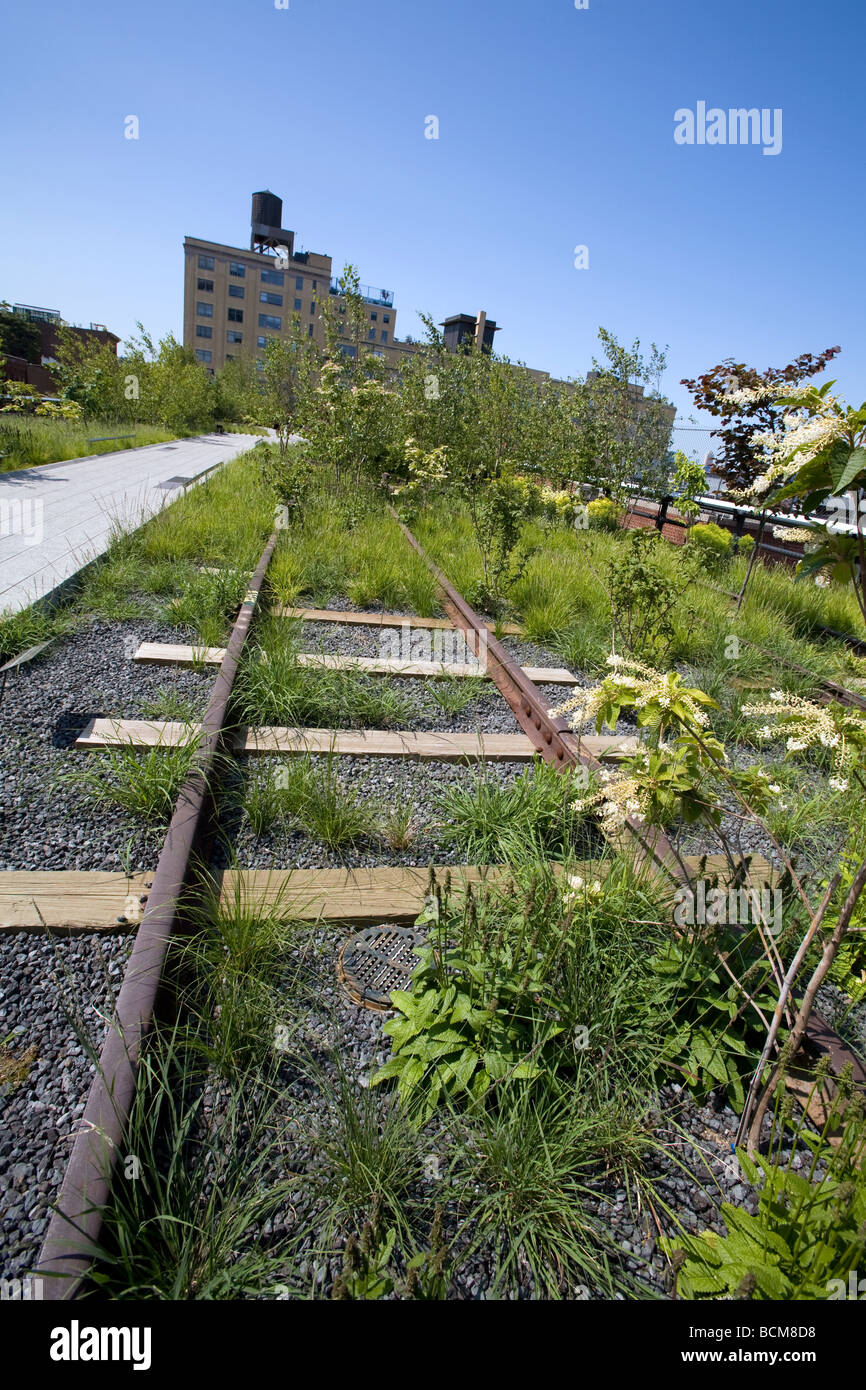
[
  {"xmin": 195, "ymin": 348, "xmax": 212, "ymax": 363},
  {"xmin": 310, "ymin": 301, "xmax": 316, "ymax": 314},
  {"xmin": 381, "ymin": 331, "xmax": 388, "ymax": 343},
  {"xmin": 227, "ymin": 330, "xmax": 243, "ymax": 343},
  {"xmin": 293, "ymin": 298, "xmax": 302, "ymax": 312},
  {"xmin": 259, "ymin": 314, "xmax": 282, "ymax": 330},
  {"xmin": 229, "ymin": 262, "xmax": 246, "ymax": 277},
  {"xmin": 196, "ymin": 325, "xmax": 213, "ymax": 339},
  {"xmin": 383, "ymin": 314, "xmax": 390, "ymax": 324},
  {"xmin": 256, "ymin": 335, "xmax": 267, "ymax": 348},
  {"xmin": 295, "ymin": 275, "xmax": 303, "ymax": 290},
  {"xmin": 226, "ymin": 354, "xmax": 234, "ymax": 361},
  {"xmin": 260, "ymin": 291, "xmax": 283, "ymax": 306},
  {"xmin": 370, "ymin": 312, "xmax": 378, "ymax": 322},
  {"xmin": 256, "ymin": 359, "xmax": 264, "ymax": 371},
  {"xmin": 197, "ymin": 254, "xmax": 214, "ymax": 270},
  {"xmin": 197, "ymin": 277, "xmax": 214, "ymax": 292},
  {"xmin": 368, "ymin": 329, "xmax": 376, "ymax": 340},
  {"xmin": 308, "ymin": 323, "xmax": 314, "ymax": 337},
  {"xmin": 228, "ymin": 284, "xmax": 245, "ymax": 299},
  {"xmin": 228, "ymin": 308, "xmax": 244, "ymax": 323},
  {"xmin": 197, "ymin": 302, "xmax": 214, "ymax": 317},
  {"xmin": 261, "ymin": 268, "xmax": 284, "ymax": 286},
  {"xmin": 338, "ymin": 344, "xmax": 356, "ymax": 358}
]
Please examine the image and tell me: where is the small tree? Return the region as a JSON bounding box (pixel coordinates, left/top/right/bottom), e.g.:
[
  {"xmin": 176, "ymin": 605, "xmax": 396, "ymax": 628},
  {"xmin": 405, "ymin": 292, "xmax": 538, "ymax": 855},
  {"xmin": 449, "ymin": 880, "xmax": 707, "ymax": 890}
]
[
  {"xmin": 681, "ymin": 345, "xmax": 841, "ymax": 495},
  {"xmin": 574, "ymin": 329, "xmax": 674, "ymax": 504},
  {"xmin": 671, "ymin": 450, "xmax": 707, "ymax": 530},
  {"xmin": 734, "ymin": 380, "xmax": 866, "ymax": 625}
]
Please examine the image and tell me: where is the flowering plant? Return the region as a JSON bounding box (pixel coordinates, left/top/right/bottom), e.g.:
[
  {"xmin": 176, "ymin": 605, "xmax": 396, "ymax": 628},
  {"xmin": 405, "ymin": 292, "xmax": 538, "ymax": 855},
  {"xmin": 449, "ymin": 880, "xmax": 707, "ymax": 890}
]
[
  {"xmin": 550, "ymin": 655, "xmax": 725, "ymax": 832},
  {"xmin": 742, "ymin": 691, "xmax": 866, "ymax": 793},
  {"xmin": 723, "ymin": 381, "xmax": 866, "ymax": 619}
]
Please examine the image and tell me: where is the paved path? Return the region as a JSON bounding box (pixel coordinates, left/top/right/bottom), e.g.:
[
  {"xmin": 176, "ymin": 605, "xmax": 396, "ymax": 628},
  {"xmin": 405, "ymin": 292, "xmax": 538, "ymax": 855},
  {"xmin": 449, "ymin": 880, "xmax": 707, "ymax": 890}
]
[{"xmin": 0, "ymin": 432, "xmax": 263, "ymax": 615}]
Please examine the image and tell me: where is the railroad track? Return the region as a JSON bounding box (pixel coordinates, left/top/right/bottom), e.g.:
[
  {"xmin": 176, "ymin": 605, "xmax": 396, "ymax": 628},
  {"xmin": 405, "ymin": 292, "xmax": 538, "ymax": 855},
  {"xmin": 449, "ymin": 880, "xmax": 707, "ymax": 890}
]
[{"xmin": 1, "ymin": 513, "xmax": 862, "ymax": 1301}]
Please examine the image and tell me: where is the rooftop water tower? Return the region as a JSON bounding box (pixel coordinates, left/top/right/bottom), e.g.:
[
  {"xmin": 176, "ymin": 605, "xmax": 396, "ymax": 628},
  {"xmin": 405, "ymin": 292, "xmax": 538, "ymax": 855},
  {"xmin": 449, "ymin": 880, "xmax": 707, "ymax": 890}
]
[{"xmin": 250, "ymin": 190, "xmax": 295, "ymax": 258}]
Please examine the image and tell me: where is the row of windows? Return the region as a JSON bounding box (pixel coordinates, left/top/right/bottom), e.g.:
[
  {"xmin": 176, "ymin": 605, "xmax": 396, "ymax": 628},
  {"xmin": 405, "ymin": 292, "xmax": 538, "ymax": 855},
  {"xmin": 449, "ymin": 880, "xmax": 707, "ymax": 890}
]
[
  {"xmin": 198, "ymin": 254, "xmax": 323, "ymax": 289},
  {"xmin": 197, "ymin": 326, "xmax": 244, "ymax": 344},
  {"xmin": 198, "ymin": 302, "xmax": 333, "ymax": 331},
  {"xmin": 198, "ymin": 323, "xmax": 387, "ymax": 351},
  {"xmin": 197, "ymin": 254, "xmax": 326, "ymax": 299},
  {"xmin": 370, "ymin": 312, "xmax": 391, "ymax": 324},
  {"xmin": 199, "ymin": 279, "xmax": 245, "ymax": 298}
]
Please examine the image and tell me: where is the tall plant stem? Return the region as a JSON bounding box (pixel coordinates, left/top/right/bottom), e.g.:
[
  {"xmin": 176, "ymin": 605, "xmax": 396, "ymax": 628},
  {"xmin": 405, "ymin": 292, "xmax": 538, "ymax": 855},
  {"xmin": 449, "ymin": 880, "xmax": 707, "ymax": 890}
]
[
  {"xmin": 744, "ymin": 858, "xmax": 866, "ymax": 1155},
  {"xmin": 735, "ymin": 869, "xmax": 841, "ymax": 1153},
  {"xmin": 736, "ymin": 515, "xmax": 766, "ymax": 610}
]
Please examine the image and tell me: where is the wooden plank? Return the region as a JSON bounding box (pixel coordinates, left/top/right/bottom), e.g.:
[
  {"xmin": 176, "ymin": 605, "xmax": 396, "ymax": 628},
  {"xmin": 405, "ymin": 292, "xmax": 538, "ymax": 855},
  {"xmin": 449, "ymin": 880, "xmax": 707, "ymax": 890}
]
[
  {"xmin": 75, "ymin": 719, "xmax": 637, "ymax": 762},
  {"xmin": 272, "ymin": 606, "xmax": 524, "ymax": 635},
  {"xmin": 0, "ymin": 854, "xmax": 775, "ymax": 932},
  {"xmin": 219, "ymin": 865, "xmax": 519, "ymax": 922},
  {"xmin": 133, "ymin": 642, "xmax": 575, "ymax": 684},
  {"xmin": 218, "ymin": 853, "xmax": 775, "ymax": 923},
  {"xmin": 75, "ymin": 718, "xmax": 199, "ymax": 749},
  {"xmin": 0, "ymin": 871, "xmax": 151, "ymax": 933},
  {"xmin": 134, "ymin": 641, "xmax": 226, "ymax": 667}
]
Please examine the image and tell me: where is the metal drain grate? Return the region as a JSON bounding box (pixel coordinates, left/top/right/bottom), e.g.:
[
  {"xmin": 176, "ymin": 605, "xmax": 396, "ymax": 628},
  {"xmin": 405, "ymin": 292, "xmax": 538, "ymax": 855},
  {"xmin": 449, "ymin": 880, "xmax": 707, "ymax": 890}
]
[{"xmin": 338, "ymin": 924, "xmax": 427, "ymax": 1010}]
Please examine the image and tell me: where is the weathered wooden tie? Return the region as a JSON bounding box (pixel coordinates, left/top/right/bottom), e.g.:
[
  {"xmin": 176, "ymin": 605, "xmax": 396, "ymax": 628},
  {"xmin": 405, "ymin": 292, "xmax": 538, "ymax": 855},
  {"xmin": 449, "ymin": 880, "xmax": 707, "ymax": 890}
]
[
  {"xmin": 0, "ymin": 856, "xmax": 775, "ymax": 931},
  {"xmin": 133, "ymin": 641, "xmax": 573, "ymax": 683},
  {"xmin": 74, "ymin": 717, "xmax": 637, "ymax": 762},
  {"xmin": 271, "ymin": 605, "xmax": 523, "ymax": 634}
]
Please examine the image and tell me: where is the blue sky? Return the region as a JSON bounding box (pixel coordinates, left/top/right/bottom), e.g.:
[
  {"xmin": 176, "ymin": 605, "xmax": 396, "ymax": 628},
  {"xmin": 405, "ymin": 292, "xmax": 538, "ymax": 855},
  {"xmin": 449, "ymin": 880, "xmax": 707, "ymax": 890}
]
[{"xmin": 2, "ymin": 0, "xmax": 863, "ymax": 426}]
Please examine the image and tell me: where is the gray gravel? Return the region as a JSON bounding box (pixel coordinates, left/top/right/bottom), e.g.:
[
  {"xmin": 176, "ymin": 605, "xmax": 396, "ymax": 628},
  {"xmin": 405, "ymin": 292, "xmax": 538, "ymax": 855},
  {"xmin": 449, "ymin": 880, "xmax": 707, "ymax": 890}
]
[
  {"xmin": 0, "ymin": 929, "xmax": 133, "ymax": 1283},
  {"xmin": 217, "ymin": 754, "xmax": 604, "ymax": 870},
  {"xmin": 0, "ymin": 617, "xmax": 212, "ymax": 874},
  {"xmin": 178, "ymin": 922, "xmax": 778, "ymax": 1301}
]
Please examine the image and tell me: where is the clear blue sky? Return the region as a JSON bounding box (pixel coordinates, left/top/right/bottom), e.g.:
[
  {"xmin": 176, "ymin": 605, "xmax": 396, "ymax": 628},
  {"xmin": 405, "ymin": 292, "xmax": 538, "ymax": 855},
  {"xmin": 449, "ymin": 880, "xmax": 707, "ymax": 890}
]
[{"xmin": 2, "ymin": 0, "xmax": 863, "ymax": 425}]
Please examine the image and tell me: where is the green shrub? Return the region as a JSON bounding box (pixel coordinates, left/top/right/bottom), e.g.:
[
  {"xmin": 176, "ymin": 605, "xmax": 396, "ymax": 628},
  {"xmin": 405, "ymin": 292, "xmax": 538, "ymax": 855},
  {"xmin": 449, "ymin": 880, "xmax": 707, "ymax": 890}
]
[
  {"xmin": 688, "ymin": 521, "xmax": 733, "ymax": 562},
  {"xmin": 666, "ymin": 1067, "xmax": 866, "ymax": 1299},
  {"xmin": 587, "ymin": 497, "xmax": 620, "ymax": 531}
]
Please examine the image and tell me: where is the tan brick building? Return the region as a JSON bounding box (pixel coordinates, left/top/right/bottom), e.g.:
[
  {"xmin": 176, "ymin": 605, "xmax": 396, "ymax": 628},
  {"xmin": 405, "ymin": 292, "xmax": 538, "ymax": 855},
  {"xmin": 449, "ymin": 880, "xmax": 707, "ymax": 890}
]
[{"xmin": 182, "ymin": 190, "xmax": 407, "ymax": 375}]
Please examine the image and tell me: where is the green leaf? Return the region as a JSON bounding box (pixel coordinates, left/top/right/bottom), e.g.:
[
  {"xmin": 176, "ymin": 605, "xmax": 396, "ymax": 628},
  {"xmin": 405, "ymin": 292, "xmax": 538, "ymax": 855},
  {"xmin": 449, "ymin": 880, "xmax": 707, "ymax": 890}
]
[
  {"xmin": 369, "ymin": 1057, "xmax": 404, "ymax": 1086},
  {"xmin": 831, "ymin": 447, "xmax": 866, "ymax": 495}
]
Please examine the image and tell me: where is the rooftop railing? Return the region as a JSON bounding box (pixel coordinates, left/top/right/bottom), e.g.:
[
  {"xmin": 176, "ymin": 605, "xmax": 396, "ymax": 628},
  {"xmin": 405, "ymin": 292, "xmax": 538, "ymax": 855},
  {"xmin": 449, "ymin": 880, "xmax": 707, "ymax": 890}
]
[
  {"xmin": 329, "ymin": 278, "xmax": 394, "ymax": 307},
  {"xmin": 12, "ymin": 304, "xmax": 61, "ymax": 323}
]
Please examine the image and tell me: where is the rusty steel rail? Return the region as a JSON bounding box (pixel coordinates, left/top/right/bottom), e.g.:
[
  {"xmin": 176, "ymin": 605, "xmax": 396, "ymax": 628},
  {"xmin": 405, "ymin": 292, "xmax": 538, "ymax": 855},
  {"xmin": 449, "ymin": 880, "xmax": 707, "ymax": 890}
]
[
  {"xmin": 36, "ymin": 531, "xmax": 279, "ymax": 1300},
  {"xmin": 394, "ymin": 511, "xmax": 866, "ymax": 1089},
  {"xmin": 393, "ymin": 511, "xmax": 686, "ymax": 884}
]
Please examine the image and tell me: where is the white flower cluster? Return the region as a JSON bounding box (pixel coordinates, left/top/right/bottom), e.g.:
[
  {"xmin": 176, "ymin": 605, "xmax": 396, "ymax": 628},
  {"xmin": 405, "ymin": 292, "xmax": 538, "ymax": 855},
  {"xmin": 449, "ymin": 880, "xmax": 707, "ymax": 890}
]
[
  {"xmin": 745, "ymin": 408, "xmax": 847, "ymax": 499},
  {"xmin": 742, "ymin": 690, "xmax": 865, "ymax": 785},
  {"xmin": 563, "ymin": 873, "xmax": 603, "ymax": 905},
  {"xmin": 772, "ymin": 524, "xmax": 815, "ymax": 544},
  {"xmin": 569, "ymin": 767, "xmax": 648, "ymax": 835},
  {"xmin": 719, "ymin": 386, "xmax": 779, "ymax": 408}
]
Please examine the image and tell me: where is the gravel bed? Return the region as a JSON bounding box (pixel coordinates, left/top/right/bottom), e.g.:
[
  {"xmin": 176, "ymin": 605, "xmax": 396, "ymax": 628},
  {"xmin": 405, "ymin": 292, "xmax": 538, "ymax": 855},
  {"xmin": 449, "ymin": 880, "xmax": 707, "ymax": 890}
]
[
  {"xmin": 216, "ymin": 754, "xmax": 606, "ymax": 870},
  {"xmin": 0, "ymin": 617, "xmax": 213, "ymax": 873},
  {"xmin": 183, "ymin": 923, "xmax": 777, "ymax": 1301},
  {"xmin": 301, "ymin": 594, "xmax": 444, "ymax": 619},
  {"xmin": 0, "ymin": 929, "xmax": 134, "ymax": 1283},
  {"xmin": 287, "ymin": 618, "xmax": 622, "ymax": 740}
]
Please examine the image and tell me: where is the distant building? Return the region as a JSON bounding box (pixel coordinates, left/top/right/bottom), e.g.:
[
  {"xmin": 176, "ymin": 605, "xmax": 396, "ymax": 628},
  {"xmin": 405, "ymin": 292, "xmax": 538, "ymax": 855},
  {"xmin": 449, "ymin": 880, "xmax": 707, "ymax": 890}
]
[
  {"xmin": 183, "ymin": 190, "xmax": 412, "ymax": 375},
  {"xmin": 179, "ymin": 192, "xmax": 675, "ymax": 462},
  {"xmin": 0, "ymin": 303, "xmax": 119, "ymax": 393}
]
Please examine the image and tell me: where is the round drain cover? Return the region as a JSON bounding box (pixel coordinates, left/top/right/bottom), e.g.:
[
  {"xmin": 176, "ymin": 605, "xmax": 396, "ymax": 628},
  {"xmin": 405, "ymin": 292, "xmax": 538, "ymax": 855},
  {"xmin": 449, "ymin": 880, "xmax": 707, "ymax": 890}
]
[{"xmin": 338, "ymin": 924, "xmax": 427, "ymax": 1010}]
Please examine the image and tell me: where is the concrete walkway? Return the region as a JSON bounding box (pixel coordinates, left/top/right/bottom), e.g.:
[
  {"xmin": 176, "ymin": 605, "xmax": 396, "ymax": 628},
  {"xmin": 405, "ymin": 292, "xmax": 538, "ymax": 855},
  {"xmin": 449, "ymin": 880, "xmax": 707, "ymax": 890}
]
[{"xmin": 0, "ymin": 432, "xmax": 263, "ymax": 615}]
